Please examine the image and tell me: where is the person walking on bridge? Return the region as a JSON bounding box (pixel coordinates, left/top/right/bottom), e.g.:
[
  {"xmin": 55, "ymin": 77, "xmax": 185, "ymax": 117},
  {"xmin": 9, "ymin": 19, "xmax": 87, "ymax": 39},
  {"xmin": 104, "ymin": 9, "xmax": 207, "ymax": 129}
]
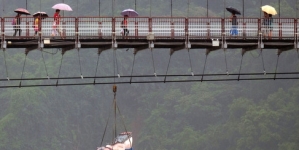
[
  {"xmin": 230, "ymin": 13, "xmax": 238, "ymax": 36},
  {"xmin": 51, "ymin": 9, "xmax": 62, "ymax": 38},
  {"xmin": 13, "ymin": 13, "xmax": 22, "ymax": 36}
]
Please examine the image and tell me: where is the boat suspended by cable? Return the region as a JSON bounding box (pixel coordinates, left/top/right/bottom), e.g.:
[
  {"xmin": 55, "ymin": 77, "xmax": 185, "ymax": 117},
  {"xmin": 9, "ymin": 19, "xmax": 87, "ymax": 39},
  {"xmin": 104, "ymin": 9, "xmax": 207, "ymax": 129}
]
[{"xmin": 97, "ymin": 132, "xmax": 133, "ymax": 150}]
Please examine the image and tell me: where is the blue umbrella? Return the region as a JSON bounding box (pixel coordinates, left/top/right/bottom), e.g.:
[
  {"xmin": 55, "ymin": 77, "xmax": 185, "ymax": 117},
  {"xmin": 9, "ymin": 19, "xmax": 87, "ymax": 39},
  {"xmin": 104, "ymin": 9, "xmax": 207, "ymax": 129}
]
[
  {"xmin": 121, "ymin": 9, "xmax": 138, "ymax": 17},
  {"xmin": 226, "ymin": 7, "xmax": 241, "ymax": 15}
]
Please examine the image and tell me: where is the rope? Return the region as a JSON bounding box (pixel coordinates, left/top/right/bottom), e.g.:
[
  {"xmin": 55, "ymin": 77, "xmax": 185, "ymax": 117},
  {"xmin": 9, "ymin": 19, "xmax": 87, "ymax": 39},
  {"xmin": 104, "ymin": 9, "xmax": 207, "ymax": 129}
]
[
  {"xmin": 201, "ymin": 55, "xmax": 208, "ymax": 82},
  {"xmin": 164, "ymin": 55, "xmax": 172, "ymax": 83},
  {"xmin": 56, "ymin": 54, "xmax": 64, "ymax": 86},
  {"xmin": 187, "ymin": 49, "xmax": 194, "ymax": 76},
  {"xmin": 99, "ymin": 93, "xmax": 113, "ymax": 147},
  {"xmin": 19, "ymin": 54, "xmax": 27, "ymax": 87},
  {"xmin": 130, "ymin": 54, "xmax": 136, "ymax": 84},
  {"xmin": 150, "ymin": 48, "xmax": 156, "ymax": 76},
  {"xmin": 94, "ymin": 54, "xmax": 100, "ymax": 84},
  {"xmin": 3, "ymin": 50, "xmax": 9, "ymax": 80},
  {"xmin": 274, "ymin": 55, "xmax": 280, "ymax": 80},
  {"xmin": 237, "ymin": 56, "xmax": 244, "ymax": 81},
  {"xmin": 41, "ymin": 50, "xmax": 49, "ymax": 79},
  {"xmin": 77, "ymin": 49, "xmax": 83, "ymax": 79}
]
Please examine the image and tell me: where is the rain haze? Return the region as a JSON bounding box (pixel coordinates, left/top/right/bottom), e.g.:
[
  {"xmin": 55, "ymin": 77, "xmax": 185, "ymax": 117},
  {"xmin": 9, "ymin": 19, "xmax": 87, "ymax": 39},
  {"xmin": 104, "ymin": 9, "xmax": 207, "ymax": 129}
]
[{"xmin": 0, "ymin": 0, "xmax": 298, "ymax": 150}]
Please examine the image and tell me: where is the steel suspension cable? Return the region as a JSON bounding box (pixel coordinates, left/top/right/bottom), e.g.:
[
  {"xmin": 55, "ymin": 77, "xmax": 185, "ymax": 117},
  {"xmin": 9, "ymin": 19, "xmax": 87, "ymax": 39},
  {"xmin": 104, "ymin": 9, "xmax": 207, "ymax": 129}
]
[
  {"xmin": 41, "ymin": 50, "xmax": 49, "ymax": 79},
  {"xmin": 130, "ymin": 54, "xmax": 136, "ymax": 84},
  {"xmin": 164, "ymin": 55, "xmax": 172, "ymax": 83},
  {"xmin": 238, "ymin": 55, "xmax": 244, "ymax": 81},
  {"xmin": 260, "ymin": 49, "xmax": 266, "ymax": 75},
  {"xmin": 223, "ymin": 49, "xmax": 229, "ymax": 75},
  {"xmin": 56, "ymin": 54, "xmax": 64, "ymax": 86},
  {"xmin": 150, "ymin": 48, "xmax": 156, "ymax": 76},
  {"xmin": 19, "ymin": 54, "xmax": 28, "ymax": 87},
  {"xmin": 274, "ymin": 55, "xmax": 280, "ymax": 80},
  {"xmin": 94, "ymin": 54, "xmax": 100, "ymax": 84},
  {"xmin": 201, "ymin": 55, "xmax": 208, "ymax": 82},
  {"xmin": 3, "ymin": 50, "xmax": 9, "ymax": 80},
  {"xmin": 77, "ymin": 49, "xmax": 83, "ymax": 79},
  {"xmin": 187, "ymin": 49, "xmax": 194, "ymax": 76}
]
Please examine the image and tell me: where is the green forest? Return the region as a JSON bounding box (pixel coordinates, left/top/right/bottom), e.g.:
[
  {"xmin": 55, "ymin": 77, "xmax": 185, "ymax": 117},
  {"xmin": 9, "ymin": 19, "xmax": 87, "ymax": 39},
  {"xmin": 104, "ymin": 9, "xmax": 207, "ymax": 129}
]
[{"xmin": 0, "ymin": 0, "xmax": 299, "ymax": 150}]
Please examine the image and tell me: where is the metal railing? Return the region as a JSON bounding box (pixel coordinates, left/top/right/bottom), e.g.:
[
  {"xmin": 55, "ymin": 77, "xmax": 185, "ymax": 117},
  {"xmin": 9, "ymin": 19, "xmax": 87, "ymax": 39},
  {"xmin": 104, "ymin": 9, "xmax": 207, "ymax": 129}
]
[{"xmin": 1, "ymin": 17, "xmax": 298, "ymax": 40}]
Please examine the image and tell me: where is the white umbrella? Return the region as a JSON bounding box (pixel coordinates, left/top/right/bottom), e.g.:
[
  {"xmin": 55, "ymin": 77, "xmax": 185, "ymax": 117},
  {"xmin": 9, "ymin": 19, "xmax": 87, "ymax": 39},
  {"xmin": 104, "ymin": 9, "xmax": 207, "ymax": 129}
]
[
  {"xmin": 52, "ymin": 3, "xmax": 72, "ymax": 11},
  {"xmin": 121, "ymin": 9, "xmax": 138, "ymax": 17}
]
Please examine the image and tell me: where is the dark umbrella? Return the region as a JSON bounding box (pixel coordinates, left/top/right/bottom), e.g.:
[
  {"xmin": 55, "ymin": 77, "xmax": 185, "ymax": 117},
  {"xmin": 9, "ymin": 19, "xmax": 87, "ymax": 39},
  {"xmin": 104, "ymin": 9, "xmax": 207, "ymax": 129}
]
[
  {"xmin": 226, "ymin": 7, "xmax": 241, "ymax": 15},
  {"xmin": 14, "ymin": 8, "xmax": 30, "ymax": 15},
  {"xmin": 33, "ymin": 12, "xmax": 48, "ymax": 19}
]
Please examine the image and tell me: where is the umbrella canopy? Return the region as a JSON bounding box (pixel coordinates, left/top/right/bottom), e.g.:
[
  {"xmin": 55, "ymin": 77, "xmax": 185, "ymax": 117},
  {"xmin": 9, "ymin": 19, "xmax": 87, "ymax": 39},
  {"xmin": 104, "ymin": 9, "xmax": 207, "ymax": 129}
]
[
  {"xmin": 33, "ymin": 12, "xmax": 48, "ymax": 18},
  {"xmin": 226, "ymin": 7, "xmax": 241, "ymax": 15},
  {"xmin": 14, "ymin": 8, "xmax": 30, "ymax": 15},
  {"xmin": 261, "ymin": 5, "xmax": 277, "ymax": 15},
  {"xmin": 121, "ymin": 9, "xmax": 138, "ymax": 17},
  {"xmin": 52, "ymin": 3, "xmax": 72, "ymax": 11}
]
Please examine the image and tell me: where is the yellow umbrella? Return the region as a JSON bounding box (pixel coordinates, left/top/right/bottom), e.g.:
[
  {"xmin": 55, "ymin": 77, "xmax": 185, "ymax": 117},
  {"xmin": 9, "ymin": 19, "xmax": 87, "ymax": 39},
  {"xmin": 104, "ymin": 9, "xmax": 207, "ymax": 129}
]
[{"xmin": 261, "ymin": 5, "xmax": 277, "ymax": 15}]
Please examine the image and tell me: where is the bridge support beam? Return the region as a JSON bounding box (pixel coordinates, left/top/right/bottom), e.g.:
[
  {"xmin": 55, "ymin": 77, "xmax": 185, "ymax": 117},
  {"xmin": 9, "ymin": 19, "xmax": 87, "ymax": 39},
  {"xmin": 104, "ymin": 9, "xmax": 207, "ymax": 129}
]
[
  {"xmin": 134, "ymin": 45, "xmax": 148, "ymax": 55},
  {"xmin": 242, "ymin": 46, "xmax": 258, "ymax": 56},
  {"xmin": 277, "ymin": 46, "xmax": 294, "ymax": 55},
  {"xmin": 170, "ymin": 45, "xmax": 185, "ymax": 55},
  {"xmin": 206, "ymin": 47, "xmax": 220, "ymax": 55}
]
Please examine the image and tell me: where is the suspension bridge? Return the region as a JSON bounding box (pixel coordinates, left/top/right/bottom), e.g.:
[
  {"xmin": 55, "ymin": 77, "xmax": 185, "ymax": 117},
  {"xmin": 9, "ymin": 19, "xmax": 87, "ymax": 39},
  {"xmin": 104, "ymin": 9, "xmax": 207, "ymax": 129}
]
[{"xmin": 0, "ymin": 16, "xmax": 299, "ymax": 88}]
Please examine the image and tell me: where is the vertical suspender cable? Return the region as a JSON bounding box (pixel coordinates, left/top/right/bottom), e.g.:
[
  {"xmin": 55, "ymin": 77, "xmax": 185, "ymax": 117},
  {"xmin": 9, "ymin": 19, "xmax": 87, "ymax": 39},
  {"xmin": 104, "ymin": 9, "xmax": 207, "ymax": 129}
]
[
  {"xmin": 274, "ymin": 55, "xmax": 280, "ymax": 80},
  {"xmin": 164, "ymin": 55, "xmax": 172, "ymax": 83},
  {"xmin": 238, "ymin": 55, "xmax": 244, "ymax": 81}
]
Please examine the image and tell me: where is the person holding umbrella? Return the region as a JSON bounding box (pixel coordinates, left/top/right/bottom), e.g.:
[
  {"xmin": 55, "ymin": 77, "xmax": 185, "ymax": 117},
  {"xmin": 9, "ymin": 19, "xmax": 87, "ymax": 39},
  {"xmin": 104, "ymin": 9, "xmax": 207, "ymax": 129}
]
[
  {"xmin": 121, "ymin": 15, "xmax": 129, "ymax": 37},
  {"xmin": 51, "ymin": 9, "xmax": 61, "ymax": 37},
  {"xmin": 226, "ymin": 7, "xmax": 241, "ymax": 36},
  {"xmin": 13, "ymin": 13, "xmax": 22, "ymax": 36},
  {"xmin": 120, "ymin": 9, "xmax": 138, "ymax": 38},
  {"xmin": 13, "ymin": 8, "xmax": 30, "ymax": 36}
]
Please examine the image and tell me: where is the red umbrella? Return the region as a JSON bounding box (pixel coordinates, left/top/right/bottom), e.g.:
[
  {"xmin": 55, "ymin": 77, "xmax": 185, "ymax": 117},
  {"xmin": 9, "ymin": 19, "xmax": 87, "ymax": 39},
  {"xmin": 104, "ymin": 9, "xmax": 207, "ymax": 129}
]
[{"xmin": 14, "ymin": 8, "xmax": 30, "ymax": 15}]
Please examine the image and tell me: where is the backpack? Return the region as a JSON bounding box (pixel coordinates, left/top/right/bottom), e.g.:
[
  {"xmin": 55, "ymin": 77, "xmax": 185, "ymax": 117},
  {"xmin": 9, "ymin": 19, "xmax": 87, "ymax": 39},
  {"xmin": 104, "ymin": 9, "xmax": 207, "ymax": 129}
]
[{"xmin": 11, "ymin": 18, "xmax": 16, "ymax": 25}]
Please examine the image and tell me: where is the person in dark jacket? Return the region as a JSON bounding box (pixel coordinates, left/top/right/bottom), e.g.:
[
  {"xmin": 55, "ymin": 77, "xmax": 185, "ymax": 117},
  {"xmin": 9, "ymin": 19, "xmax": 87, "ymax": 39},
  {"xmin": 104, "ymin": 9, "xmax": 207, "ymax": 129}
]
[
  {"xmin": 13, "ymin": 13, "xmax": 22, "ymax": 36},
  {"xmin": 230, "ymin": 13, "xmax": 238, "ymax": 36}
]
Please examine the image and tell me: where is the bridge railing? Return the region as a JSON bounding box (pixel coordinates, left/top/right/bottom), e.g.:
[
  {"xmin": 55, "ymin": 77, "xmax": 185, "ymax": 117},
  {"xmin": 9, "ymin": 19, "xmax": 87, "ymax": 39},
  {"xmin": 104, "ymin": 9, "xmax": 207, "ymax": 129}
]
[{"xmin": 1, "ymin": 17, "xmax": 298, "ymax": 40}]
